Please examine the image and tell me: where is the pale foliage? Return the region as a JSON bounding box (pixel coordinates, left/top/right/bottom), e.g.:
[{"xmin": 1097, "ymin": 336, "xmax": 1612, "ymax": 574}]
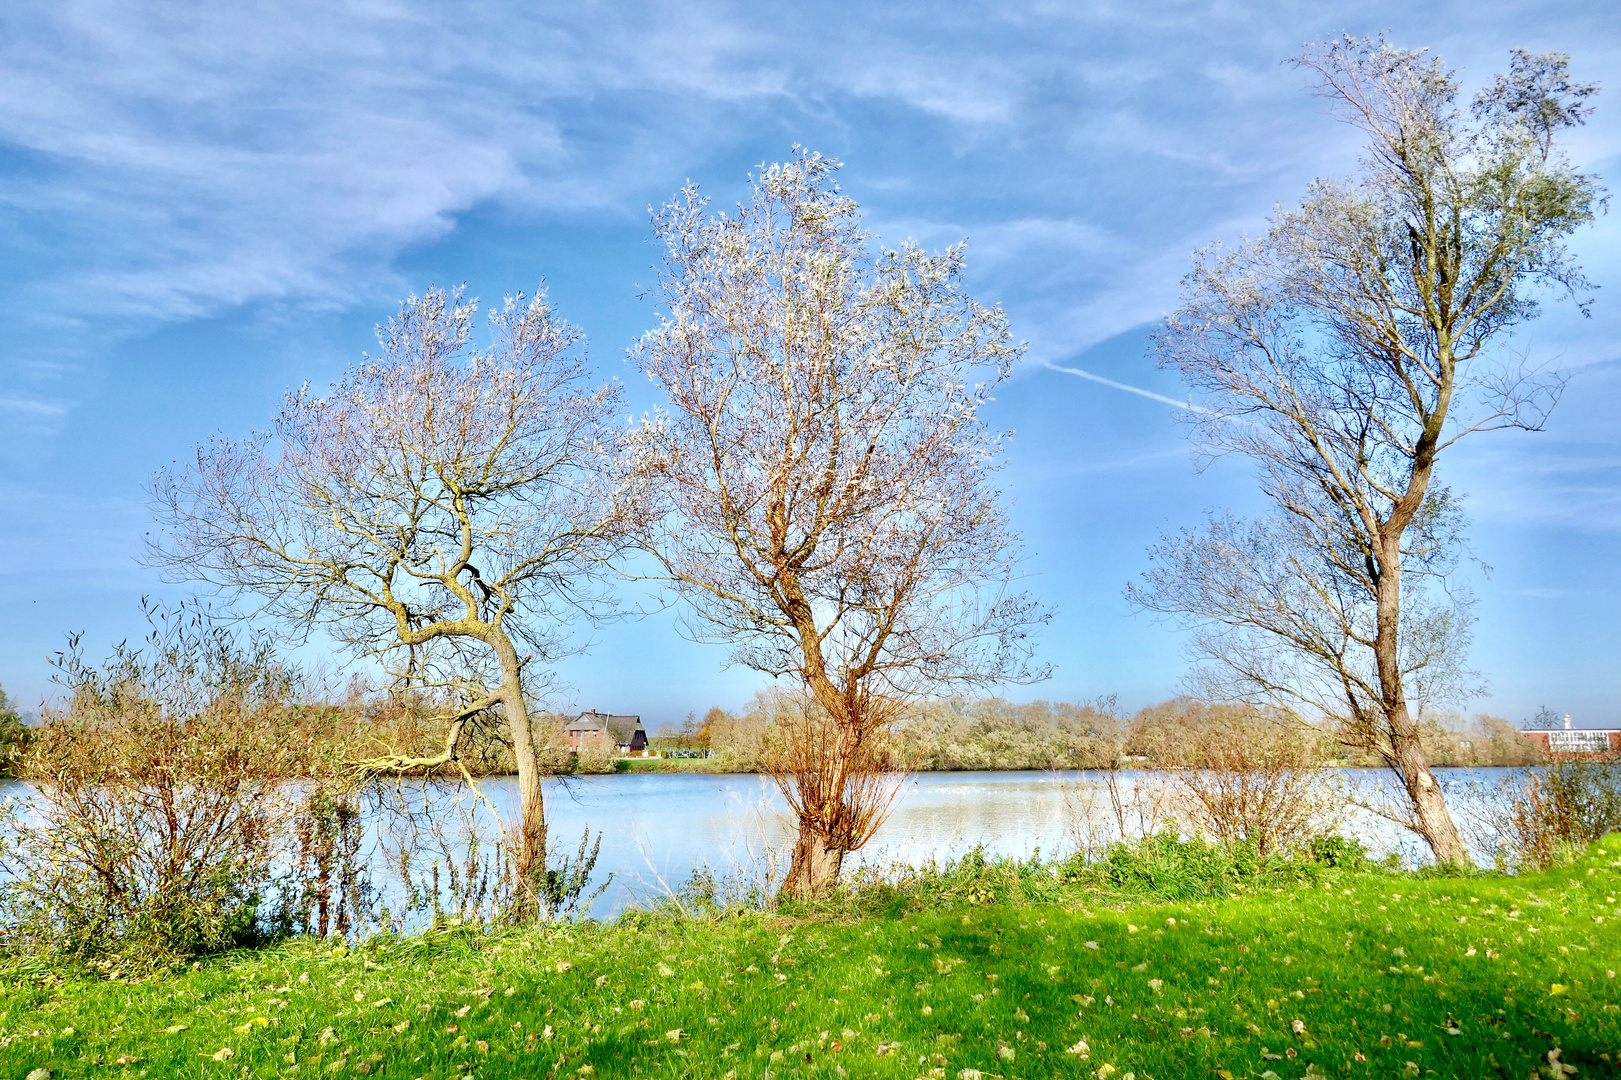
[
  {"xmin": 1132, "ymin": 40, "xmax": 1602, "ymax": 864},
  {"xmin": 150, "ymin": 286, "xmax": 626, "ymax": 685},
  {"xmin": 630, "ymin": 150, "xmax": 1047, "ymax": 895},
  {"xmin": 148, "ymin": 286, "xmax": 630, "ymax": 900}
]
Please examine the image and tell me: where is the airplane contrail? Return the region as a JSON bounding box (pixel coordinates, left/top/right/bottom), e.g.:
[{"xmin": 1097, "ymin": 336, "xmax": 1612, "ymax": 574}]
[{"xmin": 1043, "ymin": 362, "xmax": 1208, "ymax": 412}]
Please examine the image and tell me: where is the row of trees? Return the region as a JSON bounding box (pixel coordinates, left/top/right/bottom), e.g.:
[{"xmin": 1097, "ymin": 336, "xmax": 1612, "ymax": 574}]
[
  {"xmin": 128, "ymin": 37, "xmax": 1599, "ymax": 910},
  {"xmin": 699, "ymin": 692, "xmax": 1545, "ymax": 773}
]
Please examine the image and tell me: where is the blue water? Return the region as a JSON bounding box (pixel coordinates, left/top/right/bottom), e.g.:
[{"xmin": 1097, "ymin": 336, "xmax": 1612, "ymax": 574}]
[{"xmin": 2, "ymin": 767, "xmax": 1517, "ymax": 923}]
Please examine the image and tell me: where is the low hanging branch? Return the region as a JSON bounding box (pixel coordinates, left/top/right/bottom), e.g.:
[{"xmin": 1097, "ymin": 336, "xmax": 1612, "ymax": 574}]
[{"xmin": 348, "ymin": 693, "xmax": 503, "ymax": 780}]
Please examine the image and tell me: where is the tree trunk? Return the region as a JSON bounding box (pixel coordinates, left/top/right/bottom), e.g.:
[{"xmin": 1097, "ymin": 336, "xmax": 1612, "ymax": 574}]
[
  {"xmin": 1390, "ymin": 719, "xmax": 1469, "ymax": 864},
  {"xmin": 494, "ymin": 635, "xmax": 547, "ymax": 918},
  {"xmin": 1373, "ymin": 537, "xmax": 1470, "ymax": 866},
  {"xmin": 780, "ymin": 823, "xmax": 846, "ymax": 901}
]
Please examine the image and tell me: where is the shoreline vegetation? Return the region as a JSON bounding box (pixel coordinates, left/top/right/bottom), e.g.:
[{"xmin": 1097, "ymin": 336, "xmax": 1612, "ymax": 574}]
[
  {"xmin": 441, "ymin": 693, "xmax": 1553, "ymax": 776},
  {"xmin": 3, "ymin": 44, "xmax": 1616, "ymax": 1079},
  {"xmin": 3, "ymin": 835, "xmax": 1619, "ymax": 1079},
  {"xmin": 3, "ymin": 691, "xmax": 1546, "ymax": 781},
  {"xmin": 0, "ymin": 694, "xmax": 1549, "ymax": 778}
]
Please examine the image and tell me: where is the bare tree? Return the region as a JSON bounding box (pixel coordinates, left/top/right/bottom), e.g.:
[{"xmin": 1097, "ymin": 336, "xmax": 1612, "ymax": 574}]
[
  {"xmin": 148, "ymin": 287, "xmax": 629, "ymax": 908},
  {"xmin": 630, "ymin": 150, "xmax": 1048, "ymax": 898},
  {"xmin": 1131, "ymin": 40, "xmax": 1602, "ymax": 864}
]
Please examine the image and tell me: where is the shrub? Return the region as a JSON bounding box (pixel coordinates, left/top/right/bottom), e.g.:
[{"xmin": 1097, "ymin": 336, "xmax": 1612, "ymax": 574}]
[
  {"xmin": 0, "ymin": 683, "xmax": 27, "ymax": 776},
  {"xmin": 1306, "ymin": 834, "xmax": 1368, "ymax": 869},
  {"xmin": 1142, "ymin": 700, "xmax": 1335, "ymax": 857},
  {"xmin": 0, "ymin": 608, "xmax": 332, "ymax": 963},
  {"xmin": 1497, "ymin": 757, "xmax": 1621, "ymax": 870}
]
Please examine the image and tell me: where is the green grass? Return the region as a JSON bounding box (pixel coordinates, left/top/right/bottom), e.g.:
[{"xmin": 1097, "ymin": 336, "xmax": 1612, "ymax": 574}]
[
  {"xmin": 611, "ymin": 759, "xmax": 728, "ymax": 774},
  {"xmin": 4, "ymin": 839, "xmax": 1621, "ymax": 1080}
]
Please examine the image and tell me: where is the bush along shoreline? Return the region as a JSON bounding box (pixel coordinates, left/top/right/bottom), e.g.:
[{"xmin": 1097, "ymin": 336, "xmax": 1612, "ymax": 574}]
[{"xmin": 3, "ymin": 835, "xmax": 1619, "ymax": 1080}]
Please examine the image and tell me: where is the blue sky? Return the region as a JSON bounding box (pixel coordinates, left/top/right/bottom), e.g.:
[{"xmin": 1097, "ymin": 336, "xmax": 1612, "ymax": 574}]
[{"xmin": 2, "ymin": 0, "xmax": 1618, "ymax": 727}]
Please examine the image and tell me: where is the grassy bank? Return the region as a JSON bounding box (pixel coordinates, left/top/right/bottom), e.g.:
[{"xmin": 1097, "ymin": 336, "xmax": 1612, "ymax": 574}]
[
  {"xmin": 610, "ymin": 759, "xmax": 730, "ymax": 774},
  {"xmin": 4, "ymin": 840, "xmax": 1620, "ymax": 1080}
]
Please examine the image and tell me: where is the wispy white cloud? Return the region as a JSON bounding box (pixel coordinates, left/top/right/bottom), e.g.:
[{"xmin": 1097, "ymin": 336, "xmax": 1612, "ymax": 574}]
[
  {"xmin": 0, "ymin": 395, "xmax": 66, "ymax": 416},
  {"xmin": 1, "ymin": 0, "xmax": 1618, "ymax": 449}
]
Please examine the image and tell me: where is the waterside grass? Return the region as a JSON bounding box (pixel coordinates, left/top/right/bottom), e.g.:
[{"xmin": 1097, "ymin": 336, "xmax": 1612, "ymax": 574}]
[{"xmin": 3, "ymin": 838, "xmax": 1620, "ymax": 1080}]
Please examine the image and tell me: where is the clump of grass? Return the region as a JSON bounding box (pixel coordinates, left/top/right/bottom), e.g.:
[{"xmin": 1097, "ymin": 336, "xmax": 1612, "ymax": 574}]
[{"xmin": 647, "ymin": 832, "xmax": 1381, "ymax": 925}]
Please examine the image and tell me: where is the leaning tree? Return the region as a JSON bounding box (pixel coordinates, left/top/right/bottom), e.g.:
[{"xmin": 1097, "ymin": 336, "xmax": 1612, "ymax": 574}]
[
  {"xmin": 1131, "ymin": 40, "xmax": 1602, "ymax": 864},
  {"xmin": 630, "ymin": 150, "xmax": 1048, "ymax": 898},
  {"xmin": 149, "ymin": 287, "xmax": 630, "ymax": 909}
]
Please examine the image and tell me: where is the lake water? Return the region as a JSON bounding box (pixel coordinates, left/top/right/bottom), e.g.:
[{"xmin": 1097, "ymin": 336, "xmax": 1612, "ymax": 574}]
[
  {"xmin": 417, "ymin": 767, "xmax": 1515, "ymax": 918},
  {"xmin": 2, "ymin": 767, "xmax": 1518, "ymax": 923}
]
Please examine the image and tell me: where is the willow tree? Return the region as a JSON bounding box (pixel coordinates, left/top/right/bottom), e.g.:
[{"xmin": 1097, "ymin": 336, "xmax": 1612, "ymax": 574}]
[
  {"xmin": 1132, "ymin": 41, "xmax": 1601, "ymax": 865},
  {"xmin": 149, "ymin": 287, "xmax": 629, "ymax": 908},
  {"xmin": 631, "ymin": 150, "xmax": 1047, "ymax": 898}
]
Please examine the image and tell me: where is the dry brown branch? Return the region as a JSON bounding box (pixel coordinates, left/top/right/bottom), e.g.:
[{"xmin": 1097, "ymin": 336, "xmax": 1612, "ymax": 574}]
[
  {"xmin": 2, "ymin": 606, "xmax": 346, "ymax": 959},
  {"xmin": 1144, "ymin": 701, "xmax": 1335, "ymax": 857}
]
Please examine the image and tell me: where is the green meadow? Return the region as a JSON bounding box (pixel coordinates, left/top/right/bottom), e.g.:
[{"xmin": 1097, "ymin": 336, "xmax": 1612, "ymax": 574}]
[{"xmin": 4, "ymin": 838, "xmax": 1620, "ymax": 1080}]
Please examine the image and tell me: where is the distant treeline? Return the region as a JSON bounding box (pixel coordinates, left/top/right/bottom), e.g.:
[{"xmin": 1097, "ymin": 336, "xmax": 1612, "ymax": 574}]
[
  {"xmin": 7, "ymin": 681, "xmax": 1545, "ymax": 780},
  {"xmin": 683, "ymin": 692, "xmax": 1546, "ymax": 772}
]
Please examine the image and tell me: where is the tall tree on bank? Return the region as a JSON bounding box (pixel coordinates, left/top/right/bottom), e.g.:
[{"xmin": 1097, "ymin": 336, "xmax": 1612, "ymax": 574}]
[
  {"xmin": 1131, "ymin": 41, "xmax": 1602, "ymax": 865},
  {"xmin": 631, "ymin": 151, "xmax": 1048, "ymax": 898},
  {"xmin": 149, "ymin": 288, "xmax": 628, "ymax": 911}
]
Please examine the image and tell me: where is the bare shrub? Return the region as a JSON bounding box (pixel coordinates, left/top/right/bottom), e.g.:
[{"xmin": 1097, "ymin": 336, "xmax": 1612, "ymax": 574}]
[
  {"xmin": 758, "ymin": 689, "xmax": 907, "ymax": 894},
  {"xmin": 1142, "ymin": 701, "xmax": 1334, "ymax": 857},
  {"xmin": 277, "ymin": 788, "xmax": 372, "ymax": 940},
  {"xmin": 0, "ymin": 607, "xmax": 320, "ymax": 962},
  {"xmin": 1494, "ymin": 757, "xmax": 1621, "ymax": 870},
  {"xmin": 1061, "ymin": 770, "xmax": 1181, "ymax": 860}
]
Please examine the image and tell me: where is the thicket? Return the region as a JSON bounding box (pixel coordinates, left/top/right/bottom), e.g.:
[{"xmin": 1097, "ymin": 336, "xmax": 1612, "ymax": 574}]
[
  {"xmin": 0, "ymin": 609, "xmax": 356, "ymax": 964},
  {"xmin": 697, "ymin": 692, "xmax": 1545, "ymax": 773},
  {"xmin": 0, "ymin": 607, "xmax": 606, "ymax": 966},
  {"xmin": 1496, "ymin": 756, "xmax": 1621, "ymax": 870},
  {"xmin": 1362, "ymin": 710, "xmax": 1544, "ymax": 769}
]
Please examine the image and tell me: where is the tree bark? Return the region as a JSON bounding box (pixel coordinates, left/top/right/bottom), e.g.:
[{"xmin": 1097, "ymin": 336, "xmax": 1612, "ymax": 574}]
[
  {"xmin": 1390, "ymin": 717, "xmax": 1468, "ymax": 864},
  {"xmin": 493, "ymin": 634, "xmax": 547, "ymax": 915},
  {"xmin": 1372, "ymin": 534, "xmax": 1469, "ymax": 865},
  {"xmin": 780, "ymin": 823, "xmax": 846, "ymax": 901}
]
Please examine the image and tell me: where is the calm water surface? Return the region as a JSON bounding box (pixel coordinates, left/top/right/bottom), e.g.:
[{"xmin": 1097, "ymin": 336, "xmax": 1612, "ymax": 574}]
[
  {"xmin": 2, "ymin": 768, "xmax": 1516, "ymax": 921},
  {"xmin": 471, "ymin": 767, "xmax": 1511, "ymax": 917}
]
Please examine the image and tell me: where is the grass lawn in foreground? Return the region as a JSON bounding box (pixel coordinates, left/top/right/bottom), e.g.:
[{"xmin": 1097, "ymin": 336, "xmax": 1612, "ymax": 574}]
[{"xmin": 3, "ymin": 838, "xmax": 1620, "ymax": 1080}]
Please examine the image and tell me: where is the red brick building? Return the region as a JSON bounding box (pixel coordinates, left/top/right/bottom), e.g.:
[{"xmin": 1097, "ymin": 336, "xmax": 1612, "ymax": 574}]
[
  {"xmin": 564, "ymin": 711, "xmax": 647, "ymax": 755},
  {"xmin": 1519, "ymin": 723, "xmax": 1621, "ymax": 758}
]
